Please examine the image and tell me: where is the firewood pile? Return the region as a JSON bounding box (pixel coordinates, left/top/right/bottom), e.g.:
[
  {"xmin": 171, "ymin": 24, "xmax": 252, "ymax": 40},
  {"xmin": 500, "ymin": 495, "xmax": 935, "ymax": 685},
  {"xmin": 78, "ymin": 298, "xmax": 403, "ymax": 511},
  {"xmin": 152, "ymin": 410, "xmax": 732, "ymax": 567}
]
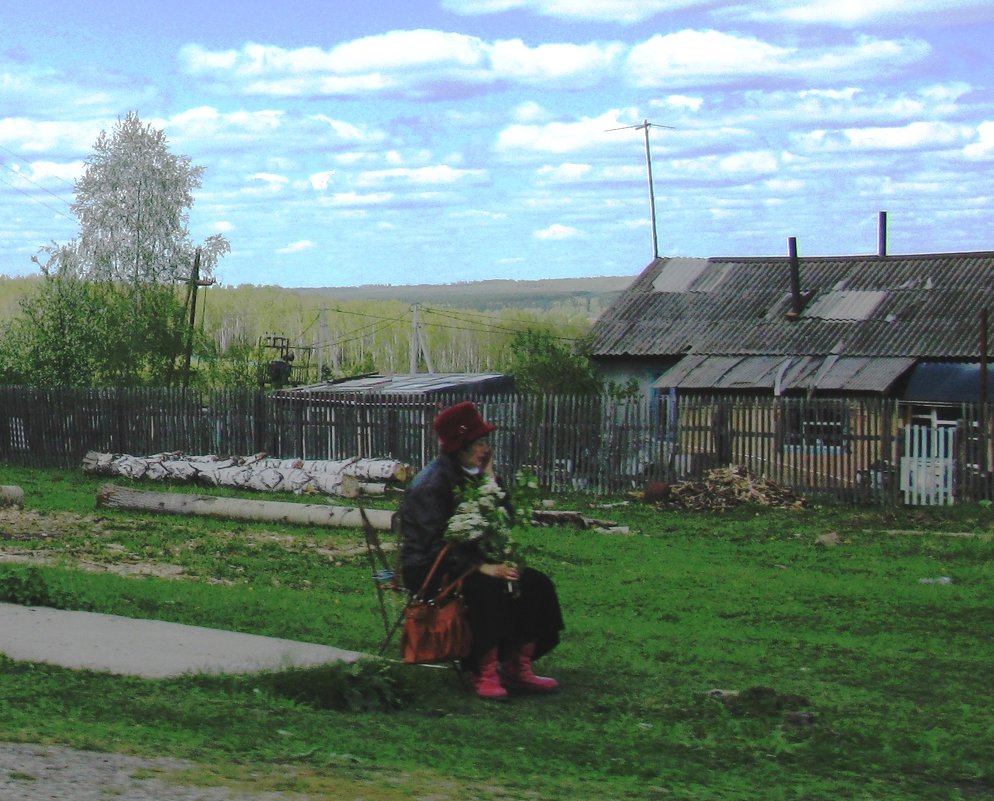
[
  {"xmin": 82, "ymin": 451, "xmax": 411, "ymax": 499},
  {"xmin": 649, "ymin": 466, "xmax": 806, "ymax": 511}
]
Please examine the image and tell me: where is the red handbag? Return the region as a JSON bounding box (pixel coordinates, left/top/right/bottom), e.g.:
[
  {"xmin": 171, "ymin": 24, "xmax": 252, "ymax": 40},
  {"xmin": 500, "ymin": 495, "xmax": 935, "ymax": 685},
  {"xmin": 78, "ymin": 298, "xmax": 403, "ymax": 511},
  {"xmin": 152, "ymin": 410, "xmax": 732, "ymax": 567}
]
[{"xmin": 401, "ymin": 544, "xmax": 474, "ymax": 664}]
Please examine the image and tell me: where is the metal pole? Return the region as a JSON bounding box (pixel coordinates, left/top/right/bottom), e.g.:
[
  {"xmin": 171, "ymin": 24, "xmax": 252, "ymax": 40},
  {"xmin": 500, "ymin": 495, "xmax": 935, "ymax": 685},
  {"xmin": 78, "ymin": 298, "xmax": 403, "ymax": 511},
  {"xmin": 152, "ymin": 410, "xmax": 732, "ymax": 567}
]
[
  {"xmin": 642, "ymin": 120, "xmax": 659, "ymax": 260},
  {"xmin": 981, "ymin": 308, "xmax": 988, "ymax": 476}
]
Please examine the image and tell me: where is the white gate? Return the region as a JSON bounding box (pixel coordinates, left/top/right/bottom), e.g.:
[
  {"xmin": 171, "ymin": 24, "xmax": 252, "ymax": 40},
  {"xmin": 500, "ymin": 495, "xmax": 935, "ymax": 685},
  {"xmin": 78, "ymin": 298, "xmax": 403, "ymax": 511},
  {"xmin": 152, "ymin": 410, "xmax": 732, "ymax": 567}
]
[{"xmin": 900, "ymin": 425, "xmax": 955, "ymax": 505}]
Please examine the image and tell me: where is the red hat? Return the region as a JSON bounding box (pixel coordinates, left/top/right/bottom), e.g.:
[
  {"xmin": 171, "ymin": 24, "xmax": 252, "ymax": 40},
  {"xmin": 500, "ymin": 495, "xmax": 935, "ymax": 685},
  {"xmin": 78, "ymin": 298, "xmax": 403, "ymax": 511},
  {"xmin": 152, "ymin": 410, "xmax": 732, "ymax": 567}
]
[{"xmin": 433, "ymin": 401, "xmax": 496, "ymax": 453}]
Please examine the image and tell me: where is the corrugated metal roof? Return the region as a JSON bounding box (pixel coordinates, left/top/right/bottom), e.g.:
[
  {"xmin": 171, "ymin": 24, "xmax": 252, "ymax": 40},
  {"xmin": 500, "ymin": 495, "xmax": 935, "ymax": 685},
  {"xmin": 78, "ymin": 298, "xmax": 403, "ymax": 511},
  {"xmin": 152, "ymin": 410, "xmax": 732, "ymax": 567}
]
[
  {"xmin": 804, "ymin": 290, "xmax": 887, "ymax": 321},
  {"xmin": 590, "ymin": 252, "xmax": 994, "ymax": 361},
  {"xmin": 651, "ymin": 258, "xmax": 709, "ymax": 292},
  {"xmin": 652, "ymin": 355, "xmax": 915, "ymax": 393}
]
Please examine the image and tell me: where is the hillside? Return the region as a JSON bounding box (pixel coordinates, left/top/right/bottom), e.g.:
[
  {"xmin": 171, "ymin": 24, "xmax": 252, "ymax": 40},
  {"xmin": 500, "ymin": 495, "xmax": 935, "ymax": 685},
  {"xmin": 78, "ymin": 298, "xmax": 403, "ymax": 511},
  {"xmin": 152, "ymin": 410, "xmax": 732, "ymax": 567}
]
[{"xmin": 292, "ymin": 275, "xmax": 634, "ymax": 313}]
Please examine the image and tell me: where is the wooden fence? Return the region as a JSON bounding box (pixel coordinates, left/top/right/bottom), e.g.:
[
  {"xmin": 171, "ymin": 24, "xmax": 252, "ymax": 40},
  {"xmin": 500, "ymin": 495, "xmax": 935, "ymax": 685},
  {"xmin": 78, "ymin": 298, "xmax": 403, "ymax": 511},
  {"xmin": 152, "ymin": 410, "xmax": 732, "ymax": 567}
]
[{"xmin": 2, "ymin": 385, "xmax": 993, "ymax": 504}]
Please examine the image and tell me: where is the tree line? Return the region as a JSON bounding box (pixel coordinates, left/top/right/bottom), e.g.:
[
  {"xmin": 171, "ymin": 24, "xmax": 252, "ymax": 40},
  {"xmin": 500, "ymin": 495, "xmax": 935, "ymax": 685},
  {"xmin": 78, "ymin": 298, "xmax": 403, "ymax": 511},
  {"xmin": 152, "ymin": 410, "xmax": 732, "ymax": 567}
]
[{"xmin": 0, "ymin": 113, "xmax": 620, "ymax": 396}]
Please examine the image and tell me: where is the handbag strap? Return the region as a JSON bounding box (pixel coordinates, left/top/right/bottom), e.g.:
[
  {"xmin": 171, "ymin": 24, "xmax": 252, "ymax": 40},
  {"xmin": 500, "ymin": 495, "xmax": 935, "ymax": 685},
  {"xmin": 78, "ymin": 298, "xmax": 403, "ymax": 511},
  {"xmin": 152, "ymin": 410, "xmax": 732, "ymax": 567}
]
[{"xmin": 415, "ymin": 543, "xmax": 476, "ymax": 603}]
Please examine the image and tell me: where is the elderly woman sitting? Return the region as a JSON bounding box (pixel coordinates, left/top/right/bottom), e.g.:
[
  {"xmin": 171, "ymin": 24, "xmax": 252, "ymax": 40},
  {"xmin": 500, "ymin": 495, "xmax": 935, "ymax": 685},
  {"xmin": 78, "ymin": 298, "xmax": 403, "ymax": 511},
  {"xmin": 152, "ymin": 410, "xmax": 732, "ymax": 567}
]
[{"xmin": 399, "ymin": 401, "xmax": 565, "ymax": 700}]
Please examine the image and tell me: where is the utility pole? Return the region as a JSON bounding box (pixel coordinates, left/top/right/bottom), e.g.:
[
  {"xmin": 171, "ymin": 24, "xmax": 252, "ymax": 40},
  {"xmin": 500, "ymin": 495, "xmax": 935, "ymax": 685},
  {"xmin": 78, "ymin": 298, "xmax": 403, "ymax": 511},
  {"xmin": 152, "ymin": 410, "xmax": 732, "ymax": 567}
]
[
  {"xmin": 409, "ymin": 304, "xmax": 435, "ymax": 374},
  {"xmin": 318, "ymin": 307, "xmax": 329, "ymax": 380},
  {"xmin": 182, "ymin": 248, "xmax": 214, "ymax": 387},
  {"xmin": 608, "ymin": 119, "xmax": 674, "ymax": 261}
]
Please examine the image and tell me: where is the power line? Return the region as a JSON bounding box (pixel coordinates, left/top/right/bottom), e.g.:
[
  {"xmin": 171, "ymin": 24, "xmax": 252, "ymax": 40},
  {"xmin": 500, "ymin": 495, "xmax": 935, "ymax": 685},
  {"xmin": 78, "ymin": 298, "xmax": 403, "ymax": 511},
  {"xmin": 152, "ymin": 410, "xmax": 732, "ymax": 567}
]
[
  {"xmin": 421, "ymin": 306, "xmax": 583, "ymax": 342},
  {"xmin": 0, "ymin": 169, "xmax": 72, "ymax": 220},
  {"xmin": 0, "ymin": 158, "xmax": 75, "ymax": 208},
  {"xmin": 321, "ymin": 319, "xmax": 400, "ymax": 349},
  {"xmin": 321, "ymin": 304, "xmax": 409, "ymax": 323},
  {"xmin": 0, "ymin": 143, "xmax": 78, "ymax": 191},
  {"xmin": 309, "ymin": 312, "xmax": 407, "ymax": 350}
]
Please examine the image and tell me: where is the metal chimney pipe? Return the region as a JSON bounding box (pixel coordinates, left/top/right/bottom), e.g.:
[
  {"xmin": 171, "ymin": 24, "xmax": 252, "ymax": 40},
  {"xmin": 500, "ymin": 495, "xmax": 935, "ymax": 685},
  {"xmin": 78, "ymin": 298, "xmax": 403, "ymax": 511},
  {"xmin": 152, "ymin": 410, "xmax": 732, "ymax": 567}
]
[
  {"xmin": 878, "ymin": 211, "xmax": 887, "ymax": 257},
  {"xmin": 788, "ymin": 236, "xmax": 802, "ymax": 318}
]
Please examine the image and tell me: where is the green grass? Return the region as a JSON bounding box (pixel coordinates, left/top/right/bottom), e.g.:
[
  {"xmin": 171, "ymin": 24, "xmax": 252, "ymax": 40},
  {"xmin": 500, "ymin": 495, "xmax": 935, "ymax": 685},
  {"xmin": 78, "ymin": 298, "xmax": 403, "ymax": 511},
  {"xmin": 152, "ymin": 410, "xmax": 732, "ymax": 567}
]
[{"xmin": 1, "ymin": 464, "xmax": 993, "ymax": 800}]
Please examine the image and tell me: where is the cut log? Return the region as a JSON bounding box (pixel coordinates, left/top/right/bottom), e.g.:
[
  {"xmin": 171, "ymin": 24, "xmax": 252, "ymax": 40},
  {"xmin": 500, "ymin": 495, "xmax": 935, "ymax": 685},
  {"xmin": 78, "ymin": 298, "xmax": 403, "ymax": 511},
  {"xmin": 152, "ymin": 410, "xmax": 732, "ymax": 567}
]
[
  {"xmin": 95, "ymin": 484, "xmax": 395, "ymax": 531},
  {"xmin": 530, "ymin": 509, "xmax": 627, "ymax": 533}
]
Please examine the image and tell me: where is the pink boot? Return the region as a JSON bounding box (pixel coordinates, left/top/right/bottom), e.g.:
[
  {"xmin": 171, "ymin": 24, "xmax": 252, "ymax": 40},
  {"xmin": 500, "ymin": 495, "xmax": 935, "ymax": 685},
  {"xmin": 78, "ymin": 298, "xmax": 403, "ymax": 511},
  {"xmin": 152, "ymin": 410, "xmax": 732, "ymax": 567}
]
[
  {"xmin": 474, "ymin": 648, "xmax": 509, "ymax": 701},
  {"xmin": 502, "ymin": 643, "xmax": 559, "ymax": 693}
]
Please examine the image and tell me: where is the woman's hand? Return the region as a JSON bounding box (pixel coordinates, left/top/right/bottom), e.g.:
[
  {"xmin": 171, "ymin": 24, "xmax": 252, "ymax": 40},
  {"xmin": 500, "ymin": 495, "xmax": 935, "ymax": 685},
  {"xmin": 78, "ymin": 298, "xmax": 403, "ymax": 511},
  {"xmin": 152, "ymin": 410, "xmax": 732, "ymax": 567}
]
[
  {"xmin": 481, "ymin": 445, "xmax": 495, "ymax": 476},
  {"xmin": 479, "ymin": 562, "xmax": 519, "ymax": 581}
]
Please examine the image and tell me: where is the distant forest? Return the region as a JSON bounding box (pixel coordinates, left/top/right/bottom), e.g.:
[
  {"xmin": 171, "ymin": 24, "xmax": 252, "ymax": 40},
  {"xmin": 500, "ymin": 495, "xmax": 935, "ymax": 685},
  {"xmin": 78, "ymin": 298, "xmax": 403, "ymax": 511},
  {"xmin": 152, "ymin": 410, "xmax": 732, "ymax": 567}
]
[
  {"xmin": 0, "ymin": 274, "xmax": 634, "ymax": 384},
  {"xmin": 298, "ymin": 275, "xmax": 632, "ymax": 313}
]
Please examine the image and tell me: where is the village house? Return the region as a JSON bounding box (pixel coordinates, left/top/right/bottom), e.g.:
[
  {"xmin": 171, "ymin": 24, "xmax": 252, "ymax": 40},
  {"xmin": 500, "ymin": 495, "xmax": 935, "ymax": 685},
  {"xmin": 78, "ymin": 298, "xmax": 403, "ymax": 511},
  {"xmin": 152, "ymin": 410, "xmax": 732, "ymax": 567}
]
[{"xmin": 587, "ymin": 224, "xmax": 994, "ymax": 502}]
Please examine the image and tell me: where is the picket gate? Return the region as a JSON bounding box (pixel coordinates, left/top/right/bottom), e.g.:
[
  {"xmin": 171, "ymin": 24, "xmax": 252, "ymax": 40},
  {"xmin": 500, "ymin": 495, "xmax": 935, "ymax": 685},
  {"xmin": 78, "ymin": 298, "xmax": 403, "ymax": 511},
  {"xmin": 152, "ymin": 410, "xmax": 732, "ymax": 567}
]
[{"xmin": 900, "ymin": 425, "xmax": 955, "ymax": 505}]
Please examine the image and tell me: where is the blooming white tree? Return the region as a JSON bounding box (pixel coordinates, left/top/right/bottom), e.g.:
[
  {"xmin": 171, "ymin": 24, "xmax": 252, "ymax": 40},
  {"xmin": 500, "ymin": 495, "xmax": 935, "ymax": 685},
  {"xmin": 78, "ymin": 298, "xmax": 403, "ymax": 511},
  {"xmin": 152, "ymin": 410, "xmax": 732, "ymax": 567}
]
[
  {"xmin": 70, "ymin": 111, "xmax": 228, "ymax": 285},
  {"xmin": 0, "ymin": 112, "xmax": 230, "ymax": 386}
]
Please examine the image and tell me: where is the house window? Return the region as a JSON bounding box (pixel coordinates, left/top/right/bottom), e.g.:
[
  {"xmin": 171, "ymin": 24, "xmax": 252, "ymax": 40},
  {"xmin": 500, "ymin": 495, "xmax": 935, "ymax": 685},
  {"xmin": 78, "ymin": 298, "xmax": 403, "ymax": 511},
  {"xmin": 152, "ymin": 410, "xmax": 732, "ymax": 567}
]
[{"xmin": 784, "ymin": 404, "xmax": 850, "ymax": 453}]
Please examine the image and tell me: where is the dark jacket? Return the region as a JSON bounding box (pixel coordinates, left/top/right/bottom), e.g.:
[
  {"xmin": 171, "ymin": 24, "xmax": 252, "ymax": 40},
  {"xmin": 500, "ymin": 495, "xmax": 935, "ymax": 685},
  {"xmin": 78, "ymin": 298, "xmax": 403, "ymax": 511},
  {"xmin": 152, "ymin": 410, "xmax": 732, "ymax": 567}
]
[{"xmin": 399, "ymin": 452, "xmax": 485, "ymax": 581}]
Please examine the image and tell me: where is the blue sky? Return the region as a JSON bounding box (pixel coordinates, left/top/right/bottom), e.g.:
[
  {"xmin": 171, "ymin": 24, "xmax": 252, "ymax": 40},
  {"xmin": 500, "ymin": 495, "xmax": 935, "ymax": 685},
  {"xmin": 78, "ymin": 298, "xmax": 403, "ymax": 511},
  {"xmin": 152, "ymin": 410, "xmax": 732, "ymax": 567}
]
[{"xmin": 2, "ymin": 0, "xmax": 993, "ymax": 288}]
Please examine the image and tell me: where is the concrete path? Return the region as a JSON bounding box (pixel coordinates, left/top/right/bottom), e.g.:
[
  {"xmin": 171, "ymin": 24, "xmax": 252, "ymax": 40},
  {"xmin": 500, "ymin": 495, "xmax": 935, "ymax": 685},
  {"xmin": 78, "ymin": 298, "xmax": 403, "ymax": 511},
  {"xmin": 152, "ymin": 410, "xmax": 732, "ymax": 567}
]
[{"xmin": 0, "ymin": 602, "xmax": 363, "ymax": 679}]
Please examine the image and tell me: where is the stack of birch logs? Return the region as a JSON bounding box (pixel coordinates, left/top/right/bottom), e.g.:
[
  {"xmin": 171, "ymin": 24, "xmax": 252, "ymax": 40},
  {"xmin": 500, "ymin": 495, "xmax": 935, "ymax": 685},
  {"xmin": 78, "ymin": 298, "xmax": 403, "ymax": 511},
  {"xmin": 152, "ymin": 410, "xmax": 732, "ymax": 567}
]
[{"xmin": 82, "ymin": 451, "xmax": 411, "ymax": 499}]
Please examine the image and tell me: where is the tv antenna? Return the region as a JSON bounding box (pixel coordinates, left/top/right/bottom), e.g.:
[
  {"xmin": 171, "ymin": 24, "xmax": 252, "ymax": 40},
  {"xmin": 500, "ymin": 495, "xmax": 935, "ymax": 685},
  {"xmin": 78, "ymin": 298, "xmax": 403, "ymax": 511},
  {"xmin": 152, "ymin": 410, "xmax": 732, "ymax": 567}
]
[{"xmin": 608, "ymin": 119, "xmax": 674, "ymax": 260}]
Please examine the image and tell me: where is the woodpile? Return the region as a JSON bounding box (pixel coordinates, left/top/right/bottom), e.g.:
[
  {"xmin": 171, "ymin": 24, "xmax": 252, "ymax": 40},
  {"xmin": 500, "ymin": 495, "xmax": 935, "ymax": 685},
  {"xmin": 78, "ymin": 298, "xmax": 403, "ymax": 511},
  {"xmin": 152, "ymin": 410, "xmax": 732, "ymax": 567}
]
[
  {"xmin": 82, "ymin": 451, "xmax": 411, "ymax": 499},
  {"xmin": 651, "ymin": 466, "xmax": 806, "ymax": 511}
]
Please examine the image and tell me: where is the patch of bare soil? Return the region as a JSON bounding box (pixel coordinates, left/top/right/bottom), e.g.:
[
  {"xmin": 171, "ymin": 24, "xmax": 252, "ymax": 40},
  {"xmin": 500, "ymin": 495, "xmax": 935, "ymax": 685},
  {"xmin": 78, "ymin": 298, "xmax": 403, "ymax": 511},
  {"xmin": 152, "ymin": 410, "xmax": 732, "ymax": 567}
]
[
  {"xmin": 0, "ymin": 508, "xmax": 381, "ymax": 582},
  {"xmin": 0, "ymin": 508, "xmax": 192, "ymax": 581}
]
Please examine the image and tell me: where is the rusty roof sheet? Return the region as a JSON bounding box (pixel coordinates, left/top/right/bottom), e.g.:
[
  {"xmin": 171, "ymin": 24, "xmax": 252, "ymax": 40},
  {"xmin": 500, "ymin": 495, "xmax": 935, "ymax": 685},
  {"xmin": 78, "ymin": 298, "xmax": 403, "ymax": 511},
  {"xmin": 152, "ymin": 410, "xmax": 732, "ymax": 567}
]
[{"xmin": 590, "ymin": 252, "xmax": 994, "ymax": 360}]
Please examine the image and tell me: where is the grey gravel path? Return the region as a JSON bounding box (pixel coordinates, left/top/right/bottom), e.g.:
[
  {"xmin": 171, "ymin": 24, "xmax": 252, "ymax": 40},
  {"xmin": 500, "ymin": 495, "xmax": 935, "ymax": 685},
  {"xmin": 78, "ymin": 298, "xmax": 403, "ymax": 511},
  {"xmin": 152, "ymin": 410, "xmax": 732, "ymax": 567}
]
[
  {"xmin": 0, "ymin": 742, "xmax": 305, "ymax": 801},
  {"xmin": 0, "ymin": 603, "xmax": 363, "ymax": 678}
]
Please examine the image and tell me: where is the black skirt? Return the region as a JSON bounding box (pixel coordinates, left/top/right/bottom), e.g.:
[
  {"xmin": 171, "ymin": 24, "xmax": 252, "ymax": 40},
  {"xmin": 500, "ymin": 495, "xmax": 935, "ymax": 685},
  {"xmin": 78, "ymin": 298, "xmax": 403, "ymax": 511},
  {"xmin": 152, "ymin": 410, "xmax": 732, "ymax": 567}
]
[{"xmin": 402, "ymin": 564, "xmax": 565, "ymax": 672}]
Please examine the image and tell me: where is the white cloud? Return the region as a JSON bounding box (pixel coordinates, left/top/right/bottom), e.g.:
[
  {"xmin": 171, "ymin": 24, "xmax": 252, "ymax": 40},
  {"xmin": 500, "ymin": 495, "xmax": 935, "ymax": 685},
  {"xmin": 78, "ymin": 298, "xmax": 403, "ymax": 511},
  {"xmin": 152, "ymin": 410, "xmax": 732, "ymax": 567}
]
[
  {"xmin": 0, "ymin": 118, "xmax": 102, "ymax": 154},
  {"xmin": 327, "ymin": 191, "xmax": 395, "ymax": 206},
  {"xmin": 628, "ymin": 30, "xmax": 787, "ymax": 86},
  {"xmin": 765, "ymin": 178, "xmax": 806, "ymax": 192},
  {"xmin": 18, "ymin": 159, "xmax": 83, "ymax": 183},
  {"xmin": 356, "ymin": 165, "xmax": 487, "ymax": 186},
  {"xmin": 743, "ymin": 0, "xmax": 994, "ymax": 25},
  {"xmin": 657, "ymin": 95, "xmax": 704, "ymax": 112},
  {"xmin": 308, "ymin": 171, "xmax": 336, "ymax": 190},
  {"xmin": 627, "ymin": 30, "xmax": 929, "ymax": 87},
  {"xmin": 211, "ymin": 221, "xmax": 235, "ymax": 233},
  {"xmin": 442, "ymin": 0, "xmax": 700, "ymax": 24},
  {"xmin": 964, "ymin": 121, "xmax": 994, "ymax": 159},
  {"xmin": 328, "ymin": 29, "xmax": 486, "ymax": 73},
  {"xmin": 718, "ymin": 150, "xmax": 779, "ymax": 173},
  {"xmin": 669, "ymin": 150, "xmax": 779, "ymax": 180},
  {"xmin": 179, "ymin": 32, "xmax": 623, "ymax": 98},
  {"xmin": 496, "ymin": 109, "xmax": 637, "ymax": 154},
  {"xmin": 277, "ymin": 240, "xmax": 315, "ymax": 254},
  {"xmin": 795, "ymin": 121, "xmax": 974, "ymax": 153},
  {"xmin": 311, "ymin": 114, "xmax": 384, "ymax": 143},
  {"xmin": 450, "ymin": 209, "xmax": 509, "ymax": 220},
  {"xmin": 536, "ymin": 163, "xmax": 593, "ymax": 182},
  {"xmin": 249, "ymin": 172, "xmax": 289, "ymax": 184},
  {"xmin": 534, "ymin": 223, "xmax": 580, "ymax": 240},
  {"xmin": 599, "ymin": 165, "xmax": 647, "ymax": 181},
  {"xmin": 512, "ymin": 102, "xmax": 551, "ymax": 123},
  {"xmin": 167, "ymin": 106, "xmax": 285, "ymax": 141},
  {"xmin": 489, "ymin": 39, "xmax": 622, "ymax": 84}
]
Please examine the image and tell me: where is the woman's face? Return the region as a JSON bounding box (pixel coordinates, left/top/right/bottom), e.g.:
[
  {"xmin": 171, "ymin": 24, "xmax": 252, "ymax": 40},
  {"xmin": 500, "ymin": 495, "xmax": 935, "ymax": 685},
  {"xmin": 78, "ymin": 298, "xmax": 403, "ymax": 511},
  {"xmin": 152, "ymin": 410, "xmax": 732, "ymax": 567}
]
[{"xmin": 457, "ymin": 437, "xmax": 491, "ymax": 471}]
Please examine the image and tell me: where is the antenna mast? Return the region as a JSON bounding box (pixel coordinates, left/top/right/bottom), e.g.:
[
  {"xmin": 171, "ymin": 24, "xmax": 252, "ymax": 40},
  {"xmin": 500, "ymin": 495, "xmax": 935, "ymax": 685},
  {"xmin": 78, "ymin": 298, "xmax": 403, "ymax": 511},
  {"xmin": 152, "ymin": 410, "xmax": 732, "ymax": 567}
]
[{"xmin": 608, "ymin": 119, "xmax": 674, "ymax": 260}]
